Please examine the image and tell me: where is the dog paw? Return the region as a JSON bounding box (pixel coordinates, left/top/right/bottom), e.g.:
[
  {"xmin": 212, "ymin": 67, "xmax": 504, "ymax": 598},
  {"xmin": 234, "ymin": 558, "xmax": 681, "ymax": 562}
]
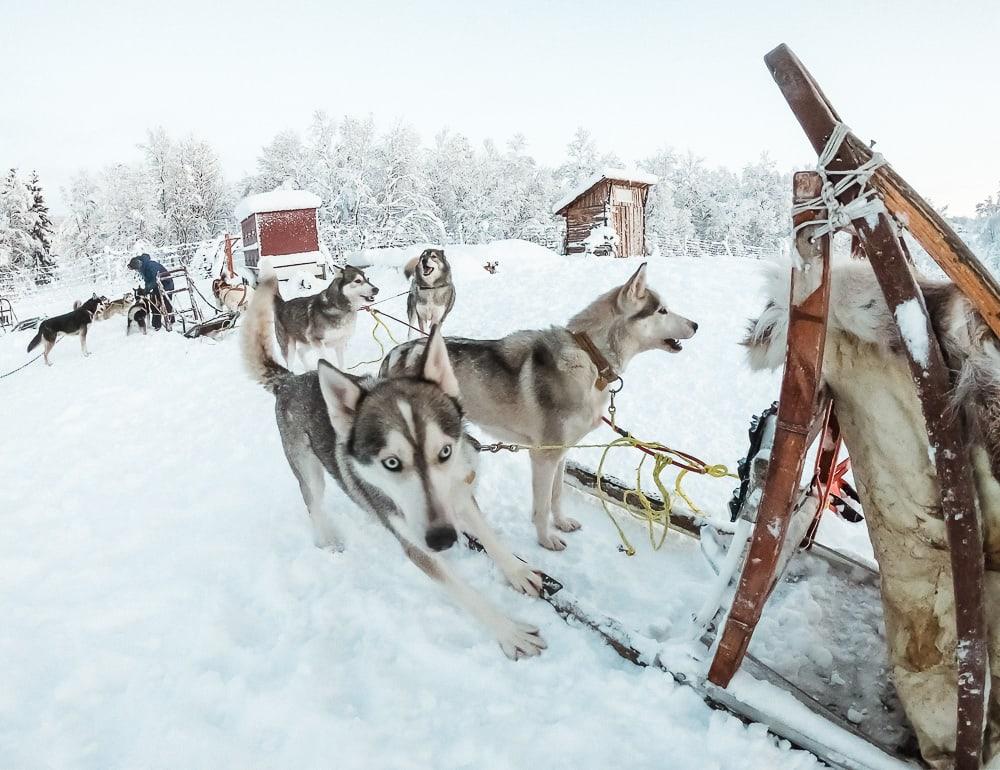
[
  {"xmin": 537, "ymin": 530, "xmax": 567, "ymax": 551},
  {"xmin": 554, "ymin": 516, "xmax": 581, "ymax": 532},
  {"xmin": 505, "ymin": 563, "xmax": 543, "ymax": 597},
  {"xmin": 497, "ymin": 619, "xmax": 547, "ymax": 660}
]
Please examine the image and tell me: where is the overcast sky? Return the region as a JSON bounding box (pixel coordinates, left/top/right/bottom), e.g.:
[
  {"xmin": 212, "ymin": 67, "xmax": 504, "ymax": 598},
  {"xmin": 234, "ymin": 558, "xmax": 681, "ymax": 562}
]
[{"xmin": 2, "ymin": 0, "xmax": 997, "ymax": 216}]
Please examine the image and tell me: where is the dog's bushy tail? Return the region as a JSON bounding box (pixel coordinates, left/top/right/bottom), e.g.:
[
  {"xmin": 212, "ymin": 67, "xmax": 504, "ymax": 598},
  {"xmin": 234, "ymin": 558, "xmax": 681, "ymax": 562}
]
[
  {"xmin": 241, "ymin": 262, "xmax": 289, "ymax": 394},
  {"xmin": 26, "ymin": 330, "xmax": 42, "ymax": 353},
  {"xmin": 403, "ymin": 255, "xmax": 419, "ymax": 280}
]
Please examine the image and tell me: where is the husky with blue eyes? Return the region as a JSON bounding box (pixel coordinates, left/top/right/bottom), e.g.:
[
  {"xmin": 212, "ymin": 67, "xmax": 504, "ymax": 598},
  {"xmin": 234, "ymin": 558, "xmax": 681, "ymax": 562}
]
[{"xmin": 243, "ymin": 264, "xmax": 546, "ymax": 659}]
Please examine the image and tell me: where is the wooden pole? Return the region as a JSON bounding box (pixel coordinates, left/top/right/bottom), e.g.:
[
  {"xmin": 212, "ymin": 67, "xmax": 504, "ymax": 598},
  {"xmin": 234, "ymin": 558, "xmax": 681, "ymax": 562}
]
[
  {"xmin": 764, "ymin": 43, "xmax": 1000, "ymax": 339},
  {"xmin": 708, "ymin": 172, "xmax": 832, "ymax": 688},
  {"xmin": 854, "ymin": 213, "xmax": 987, "ymax": 770}
]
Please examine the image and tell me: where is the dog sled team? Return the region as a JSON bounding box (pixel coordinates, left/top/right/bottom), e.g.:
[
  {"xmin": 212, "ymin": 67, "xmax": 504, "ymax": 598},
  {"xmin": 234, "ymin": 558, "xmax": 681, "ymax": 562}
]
[{"xmin": 242, "ymin": 246, "xmax": 698, "ymax": 657}]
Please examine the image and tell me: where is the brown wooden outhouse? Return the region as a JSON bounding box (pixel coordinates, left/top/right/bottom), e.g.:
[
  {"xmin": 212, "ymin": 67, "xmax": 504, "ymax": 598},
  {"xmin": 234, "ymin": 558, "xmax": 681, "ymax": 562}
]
[{"xmin": 553, "ymin": 170, "xmax": 657, "ymax": 257}]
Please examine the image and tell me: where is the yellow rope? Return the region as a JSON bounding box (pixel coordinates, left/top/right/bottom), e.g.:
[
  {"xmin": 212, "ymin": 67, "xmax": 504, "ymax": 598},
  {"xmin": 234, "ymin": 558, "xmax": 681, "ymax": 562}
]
[
  {"xmin": 484, "ymin": 430, "xmax": 737, "ymax": 556},
  {"xmin": 590, "ymin": 432, "xmax": 737, "ymax": 556},
  {"xmin": 346, "ymin": 312, "xmax": 401, "ymax": 371}
]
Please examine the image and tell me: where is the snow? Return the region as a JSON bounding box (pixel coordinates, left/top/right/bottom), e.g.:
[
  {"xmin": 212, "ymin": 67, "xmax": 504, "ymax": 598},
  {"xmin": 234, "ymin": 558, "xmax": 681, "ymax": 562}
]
[
  {"xmin": 553, "ymin": 168, "xmax": 660, "ymax": 214},
  {"xmin": 234, "ymin": 190, "xmax": 322, "ymax": 222},
  {"xmin": 2, "ymin": 242, "xmax": 883, "ymax": 769},
  {"xmin": 893, "ymin": 298, "xmax": 930, "ymax": 368}
]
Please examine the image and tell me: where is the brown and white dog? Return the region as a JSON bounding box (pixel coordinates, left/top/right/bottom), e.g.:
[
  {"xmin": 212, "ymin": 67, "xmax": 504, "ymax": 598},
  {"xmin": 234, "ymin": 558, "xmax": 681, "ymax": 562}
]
[
  {"xmin": 212, "ymin": 277, "xmax": 254, "ymax": 313},
  {"xmin": 98, "ymin": 291, "xmax": 136, "ymax": 321}
]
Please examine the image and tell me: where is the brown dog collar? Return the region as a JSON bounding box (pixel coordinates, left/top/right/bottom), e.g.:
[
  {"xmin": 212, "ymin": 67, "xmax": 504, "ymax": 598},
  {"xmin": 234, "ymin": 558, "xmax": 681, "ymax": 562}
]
[{"xmin": 570, "ymin": 331, "xmax": 619, "ymax": 391}]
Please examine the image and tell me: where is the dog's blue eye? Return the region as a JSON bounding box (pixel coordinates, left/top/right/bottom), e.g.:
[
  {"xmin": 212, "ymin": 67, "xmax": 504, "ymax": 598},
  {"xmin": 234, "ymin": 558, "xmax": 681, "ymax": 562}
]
[
  {"xmin": 439, "ymin": 445, "xmax": 452, "ymax": 462},
  {"xmin": 382, "ymin": 457, "xmax": 402, "ymax": 472}
]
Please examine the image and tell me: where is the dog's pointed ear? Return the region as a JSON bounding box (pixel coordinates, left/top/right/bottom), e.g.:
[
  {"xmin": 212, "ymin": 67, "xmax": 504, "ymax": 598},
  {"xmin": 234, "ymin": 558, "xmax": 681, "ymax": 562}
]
[
  {"xmin": 617, "ymin": 262, "xmax": 648, "ymax": 307},
  {"xmin": 318, "ymin": 359, "xmax": 363, "ymax": 435},
  {"xmin": 421, "ymin": 326, "xmax": 460, "ymax": 399}
]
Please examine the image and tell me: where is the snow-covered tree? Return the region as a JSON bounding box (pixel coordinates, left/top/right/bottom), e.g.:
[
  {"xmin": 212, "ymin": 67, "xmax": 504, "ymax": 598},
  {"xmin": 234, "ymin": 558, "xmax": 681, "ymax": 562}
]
[
  {"xmin": 0, "ymin": 169, "xmax": 37, "ymax": 274},
  {"xmin": 27, "ymin": 171, "xmax": 54, "ymax": 268}
]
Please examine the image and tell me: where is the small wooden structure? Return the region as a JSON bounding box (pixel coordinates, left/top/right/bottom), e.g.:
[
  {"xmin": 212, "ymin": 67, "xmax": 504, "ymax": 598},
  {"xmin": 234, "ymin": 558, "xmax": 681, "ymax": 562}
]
[
  {"xmin": 234, "ymin": 190, "xmax": 326, "ymax": 282},
  {"xmin": 553, "ymin": 169, "xmax": 657, "ymax": 257}
]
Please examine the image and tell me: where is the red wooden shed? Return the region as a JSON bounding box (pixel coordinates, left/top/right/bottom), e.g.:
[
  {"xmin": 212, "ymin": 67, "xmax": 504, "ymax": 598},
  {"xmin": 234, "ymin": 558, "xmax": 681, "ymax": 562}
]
[
  {"xmin": 234, "ymin": 190, "xmax": 327, "ymax": 281},
  {"xmin": 553, "ymin": 169, "xmax": 658, "ymax": 257}
]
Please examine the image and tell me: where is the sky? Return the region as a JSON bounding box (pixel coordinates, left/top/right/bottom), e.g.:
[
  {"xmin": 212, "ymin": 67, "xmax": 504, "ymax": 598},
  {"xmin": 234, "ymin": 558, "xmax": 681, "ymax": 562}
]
[{"xmin": 2, "ymin": 0, "xmax": 998, "ymax": 216}]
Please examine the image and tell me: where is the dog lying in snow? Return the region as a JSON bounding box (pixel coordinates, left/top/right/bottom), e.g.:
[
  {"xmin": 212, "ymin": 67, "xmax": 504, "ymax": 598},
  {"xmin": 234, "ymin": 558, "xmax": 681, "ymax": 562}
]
[
  {"xmin": 242, "ymin": 264, "xmax": 546, "ymax": 659},
  {"xmin": 382, "ymin": 262, "xmax": 698, "ymax": 551}
]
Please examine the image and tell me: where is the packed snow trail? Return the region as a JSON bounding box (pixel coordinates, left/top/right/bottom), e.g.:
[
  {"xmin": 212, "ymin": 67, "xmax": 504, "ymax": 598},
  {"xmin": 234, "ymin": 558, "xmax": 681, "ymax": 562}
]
[{"xmin": 1, "ymin": 243, "xmax": 876, "ymax": 768}]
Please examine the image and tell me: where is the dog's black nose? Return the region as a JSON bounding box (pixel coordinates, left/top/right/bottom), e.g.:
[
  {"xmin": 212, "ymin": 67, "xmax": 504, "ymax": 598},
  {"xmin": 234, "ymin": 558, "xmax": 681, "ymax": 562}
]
[
  {"xmin": 691, "ymin": 321, "xmax": 699, "ymax": 333},
  {"xmin": 371, "ymin": 287, "xmax": 380, "ymax": 295},
  {"xmin": 425, "ymin": 526, "xmax": 457, "ymax": 551}
]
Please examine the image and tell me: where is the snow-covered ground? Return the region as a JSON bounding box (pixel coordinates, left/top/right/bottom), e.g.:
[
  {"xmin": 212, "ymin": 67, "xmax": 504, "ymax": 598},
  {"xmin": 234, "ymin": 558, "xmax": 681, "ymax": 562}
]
[{"xmin": 1, "ymin": 241, "xmax": 881, "ymax": 769}]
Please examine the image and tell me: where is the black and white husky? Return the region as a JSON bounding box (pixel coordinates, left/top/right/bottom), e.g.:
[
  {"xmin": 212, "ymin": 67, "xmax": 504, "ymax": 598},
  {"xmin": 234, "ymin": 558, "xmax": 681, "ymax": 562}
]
[
  {"xmin": 383, "ymin": 263, "xmax": 698, "ymax": 551},
  {"xmin": 273, "ymin": 265, "xmax": 379, "ymax": 371},
  {"xmin": 405, "ymin": 248, "xmax": 456, "ymax": 337},
  {"xmin": 243, "ymin": 266, "xmax": 546, "ymax": 659},
  {"xmin": 27, "ymin": 294, "xmax": 108, "ymax": 365}
]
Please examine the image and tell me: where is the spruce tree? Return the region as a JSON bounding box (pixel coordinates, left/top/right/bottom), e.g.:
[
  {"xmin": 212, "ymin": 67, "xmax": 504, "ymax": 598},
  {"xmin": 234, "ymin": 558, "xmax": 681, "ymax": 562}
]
[{"xmin": 27, "ymin": 171, "xmax": 54, "ymax": 271}]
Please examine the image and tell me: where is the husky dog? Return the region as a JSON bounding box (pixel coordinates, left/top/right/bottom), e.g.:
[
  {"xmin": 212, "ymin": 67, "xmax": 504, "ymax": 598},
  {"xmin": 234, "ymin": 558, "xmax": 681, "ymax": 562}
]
[
  {"xmin": 127, "ymin": 288, "xmax": 154, "ymax": 335},
  {"xmin": 404, "ymin": 248, "xmax": 456, "ymax": 337},
  {"xmin": 99, "ymin": 291, "xmax": 136, "ymax": 321},
  {"xmin": 242, "ymin": 267, "xmax": 546, "ymax": 659},
  {"xmin": 27, "ymin": 294, "xmax": 108, "ymax": 365},
  {"xmin": 212, "ymin": 277, "xmax": 254, "ymax": 313},
  {"xmin": 273, "ymin": 265, "xmax": 379, "ymax": 371},
  {"xmin": 382, "ymin": 263, "xmax": 698, "ymax": 550}
]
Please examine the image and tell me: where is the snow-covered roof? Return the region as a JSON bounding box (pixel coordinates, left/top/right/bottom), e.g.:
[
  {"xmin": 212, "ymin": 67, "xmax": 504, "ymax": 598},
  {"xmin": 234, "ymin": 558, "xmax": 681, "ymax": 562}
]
[
  {"xmin": 234, "ymin": 190, "xmax": 322, "ymax": 222},
  {"xmin": 553, "ymin": 168, "xmax": 659, "ymax": 214}
]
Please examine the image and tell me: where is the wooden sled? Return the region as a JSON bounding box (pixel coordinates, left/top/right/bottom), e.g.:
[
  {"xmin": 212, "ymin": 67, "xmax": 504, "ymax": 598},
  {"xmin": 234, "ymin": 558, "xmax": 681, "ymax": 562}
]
[{"xmin": 558, "ymin": 44, "xmax": 996, "ymax": 770}]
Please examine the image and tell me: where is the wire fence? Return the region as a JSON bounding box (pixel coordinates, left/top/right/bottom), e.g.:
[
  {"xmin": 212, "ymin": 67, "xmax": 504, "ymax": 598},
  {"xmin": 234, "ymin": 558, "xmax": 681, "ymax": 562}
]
[
  {"xmin": 0, "ymin": 238, "xmax": 229, "ymax": 320},
  {"xmin": 1, "ymin": 231, "xmax": 777, "ymax": 321}
]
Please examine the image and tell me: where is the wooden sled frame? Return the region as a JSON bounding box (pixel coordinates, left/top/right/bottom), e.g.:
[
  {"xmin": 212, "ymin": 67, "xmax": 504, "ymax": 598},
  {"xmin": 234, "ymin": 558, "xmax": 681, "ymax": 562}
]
[{"xmin": 706, "ymin": 44, "xmax": 993, "ymax": 769}]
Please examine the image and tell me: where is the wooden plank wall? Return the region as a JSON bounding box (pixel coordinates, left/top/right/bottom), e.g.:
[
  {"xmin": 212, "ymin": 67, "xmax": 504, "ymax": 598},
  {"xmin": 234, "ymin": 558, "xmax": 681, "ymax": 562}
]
[
  {"xmin": 562, "ymin": 180, "xmax": 650, "ymax": 257},
  {"xmin": 564, "ymin": 181, "xmax": 610, "ymax": 254}
]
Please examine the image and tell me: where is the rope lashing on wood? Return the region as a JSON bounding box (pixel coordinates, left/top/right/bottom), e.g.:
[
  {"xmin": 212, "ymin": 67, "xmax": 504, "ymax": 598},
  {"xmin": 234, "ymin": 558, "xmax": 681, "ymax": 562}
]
[{"xmin": 792, "ymin": 122, "xmax": 887, "ymax": 240}]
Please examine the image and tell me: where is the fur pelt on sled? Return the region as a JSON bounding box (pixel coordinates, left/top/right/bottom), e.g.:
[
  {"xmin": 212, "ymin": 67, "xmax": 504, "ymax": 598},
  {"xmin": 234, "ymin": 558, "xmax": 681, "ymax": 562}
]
[{"xmin": 744, "ymin": 258, "xmax": 1000, "ymax": 766}]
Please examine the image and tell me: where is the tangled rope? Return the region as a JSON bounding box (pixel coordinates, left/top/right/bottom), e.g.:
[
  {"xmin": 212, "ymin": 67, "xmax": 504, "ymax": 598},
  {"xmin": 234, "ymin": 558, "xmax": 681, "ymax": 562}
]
[
  {"xmin": 480, "ymin": 423, "xmax": 736, "ymax": 556},
  {"xmin": 345, "ymin": 310, "xmax": 403, "ymax": 371},
  {"xmin": 792, "ymin": 122, "xmax": 887, "ymax": 239}
]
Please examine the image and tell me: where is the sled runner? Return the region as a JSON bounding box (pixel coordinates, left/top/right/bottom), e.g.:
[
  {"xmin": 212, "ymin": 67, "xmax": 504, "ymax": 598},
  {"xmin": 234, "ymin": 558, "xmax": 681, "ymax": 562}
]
[{"xmin": 558, "ymin": 44, "xmax": 999, "ymax": 769}]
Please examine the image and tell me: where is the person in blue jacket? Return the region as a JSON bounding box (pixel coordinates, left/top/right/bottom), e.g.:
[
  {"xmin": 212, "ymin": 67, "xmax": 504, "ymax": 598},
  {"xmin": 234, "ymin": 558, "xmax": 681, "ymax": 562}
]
[{"xmin": 128, "ymin": 254, "xmax": 174, "ymax": 330}]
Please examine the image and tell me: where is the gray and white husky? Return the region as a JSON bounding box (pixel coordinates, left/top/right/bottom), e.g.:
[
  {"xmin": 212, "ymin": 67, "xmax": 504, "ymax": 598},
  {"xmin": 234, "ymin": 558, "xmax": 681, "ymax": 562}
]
[
  {"xmin": 404, "ymin": 248, "xmax": 456, "ymax": 337},
  {"xmin": 243, "ymin": 266, "xmax": 546, "ymax": 659},
  {"xmin": 273, "ymin": 265, "xmax": 379, "ymax": 371},
  {"xmin": 382, "ymin": 263, "xmax": 698, "ymax": 550}
]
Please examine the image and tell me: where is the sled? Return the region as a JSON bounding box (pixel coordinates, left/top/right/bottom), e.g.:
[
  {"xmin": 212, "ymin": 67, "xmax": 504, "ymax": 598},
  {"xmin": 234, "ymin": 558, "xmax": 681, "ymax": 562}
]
[
  {"xmin": 553, "ymin": 44, "xmax": 997, "ymax": 769},
  {"xmin": 0, "ymin": 297, "xmax": 15, "ymax": 333},
  {"xmin": 182, "ymin": 311, "xmax": 240, "ymax": 339},
  {"xmin": 156, "ymin": 266, "xmax": 205, "ymax": 335}
]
